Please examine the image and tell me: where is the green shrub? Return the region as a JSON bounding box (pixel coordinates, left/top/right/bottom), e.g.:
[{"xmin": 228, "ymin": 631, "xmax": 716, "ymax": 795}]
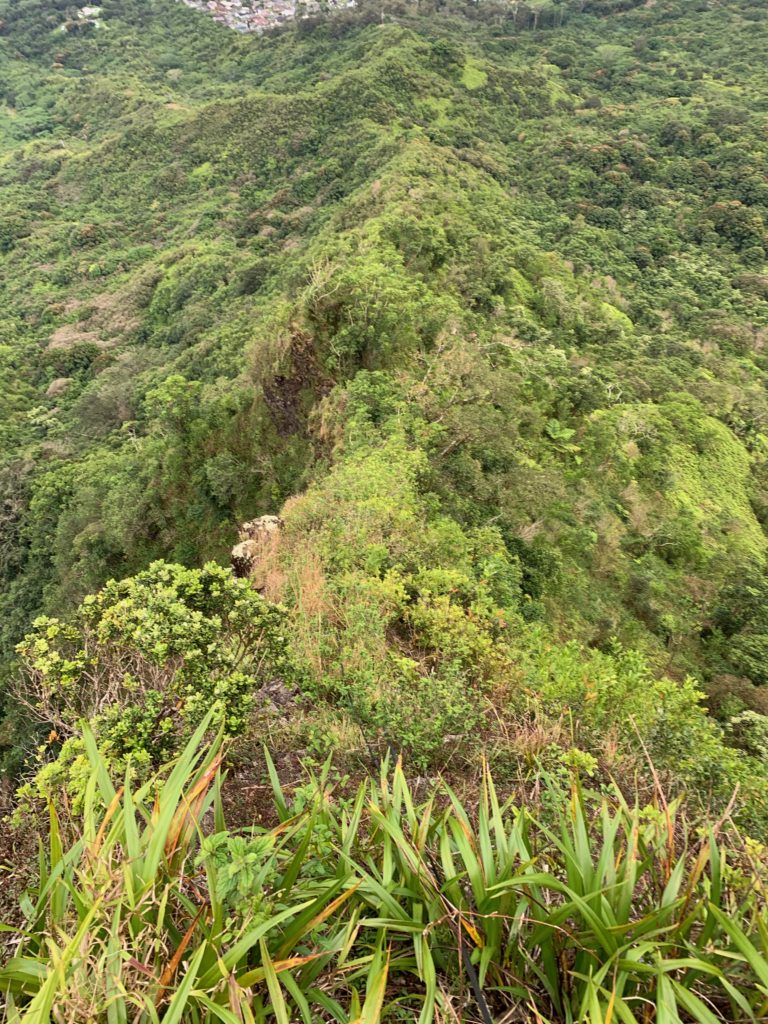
[{"xmin": 15, "ymin": 561, "xmax": 294, "ymax": 806}]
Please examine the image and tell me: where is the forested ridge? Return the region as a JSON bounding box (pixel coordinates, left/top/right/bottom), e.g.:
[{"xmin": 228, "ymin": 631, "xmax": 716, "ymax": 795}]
[{"xmin": 3, "ymin": 0, "xmax": 768, "ymax": 1019}]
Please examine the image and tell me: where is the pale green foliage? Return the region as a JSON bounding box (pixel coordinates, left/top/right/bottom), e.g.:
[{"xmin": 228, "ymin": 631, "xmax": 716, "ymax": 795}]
[
  {"xmin": 282, "ymin": 436, "xmax": 520, "ymax": 766},
  {"xmin": 4, "ymin": 733, "xmax": 768, "ymax": 1023},
  {"xmin": 514, "ymin": 634, "xmax": 761, "ymax": 801},
  {"xmin": 15, "ymin": 561, "xmax": 293, "ymax": 807},
  {"xmin": 198, "ymin": 831, "xmax": 280, "ymax": 916}
]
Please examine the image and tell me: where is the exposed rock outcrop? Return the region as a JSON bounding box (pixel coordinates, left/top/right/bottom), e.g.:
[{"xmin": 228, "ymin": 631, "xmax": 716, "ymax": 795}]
[
  {"xmin": 231, "ymin": 514, "xmax": 283, "ymax": 578},
  {"xmin": 257, "ymin": 677, "xmax": 298, "ymax": 707}
]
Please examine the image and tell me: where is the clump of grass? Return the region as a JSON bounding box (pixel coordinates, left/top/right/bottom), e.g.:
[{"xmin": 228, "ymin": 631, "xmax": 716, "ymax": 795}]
[
  {"xmin": 0, "ymin": 715, "xmax": 362, "ymax": 1023},
  {"xmin": 3, "ymin": 724, "xmax": 768, "ymax": 1023}
]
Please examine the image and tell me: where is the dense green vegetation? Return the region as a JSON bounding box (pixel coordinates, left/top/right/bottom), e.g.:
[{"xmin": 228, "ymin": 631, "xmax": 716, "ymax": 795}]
[
  {"xmin": 3, "ymin": 0, "xmax": 768, "ymax": 1017},
  {"xmin": 6, "ymin": 720, "xmax": 768, "ymax": 1023}
]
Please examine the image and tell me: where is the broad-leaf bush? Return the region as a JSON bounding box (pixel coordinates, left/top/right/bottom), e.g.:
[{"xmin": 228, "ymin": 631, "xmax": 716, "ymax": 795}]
[{"xmin": 15, "ymin": 562, "xmax": 294, "ymax": 807}]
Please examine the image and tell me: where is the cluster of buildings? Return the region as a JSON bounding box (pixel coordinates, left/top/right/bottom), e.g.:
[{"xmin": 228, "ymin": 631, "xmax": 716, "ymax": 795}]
[{"xmin": 178, "ymin": 0, "xmax": 351, "ymax": 33}]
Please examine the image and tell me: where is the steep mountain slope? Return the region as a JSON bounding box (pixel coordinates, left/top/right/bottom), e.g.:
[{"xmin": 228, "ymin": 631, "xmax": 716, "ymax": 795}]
[
  {"xmin": 7, "ymin": 4, "xmax": 768, "ymax": 1019},
  {"xmin": 1, "ymin": 0, "xmax": 768, "ymax": 814}
]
